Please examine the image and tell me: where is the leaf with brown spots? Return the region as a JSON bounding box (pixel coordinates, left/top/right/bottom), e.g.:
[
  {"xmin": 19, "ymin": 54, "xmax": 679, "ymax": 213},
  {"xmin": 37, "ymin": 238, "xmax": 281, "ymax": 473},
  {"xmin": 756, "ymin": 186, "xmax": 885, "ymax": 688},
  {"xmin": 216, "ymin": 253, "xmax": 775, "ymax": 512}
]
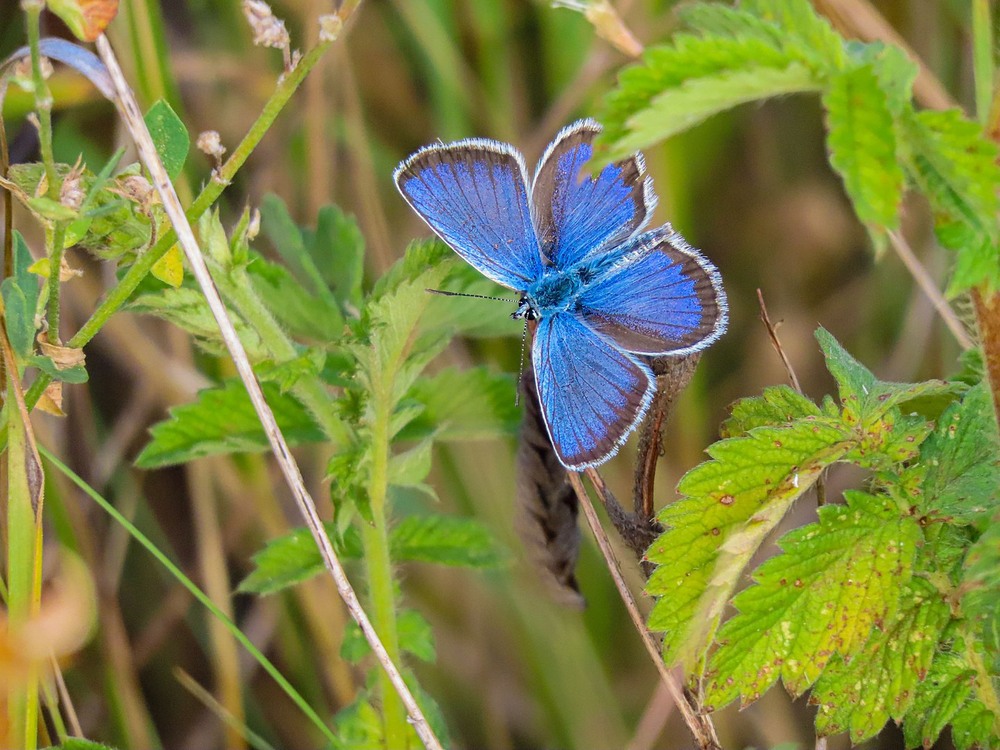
[{"xmin": 704, "ymin": 491, "xmax": 920, "ymax": 710}]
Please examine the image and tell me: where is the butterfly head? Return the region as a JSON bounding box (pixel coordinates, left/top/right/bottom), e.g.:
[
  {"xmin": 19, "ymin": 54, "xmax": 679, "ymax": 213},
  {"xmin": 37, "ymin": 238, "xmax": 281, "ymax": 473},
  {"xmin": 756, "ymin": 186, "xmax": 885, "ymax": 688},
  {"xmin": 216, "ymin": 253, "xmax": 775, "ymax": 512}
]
[{"xmin": 511, "ymin": 294, "xmax": 537, "ymax": 322}]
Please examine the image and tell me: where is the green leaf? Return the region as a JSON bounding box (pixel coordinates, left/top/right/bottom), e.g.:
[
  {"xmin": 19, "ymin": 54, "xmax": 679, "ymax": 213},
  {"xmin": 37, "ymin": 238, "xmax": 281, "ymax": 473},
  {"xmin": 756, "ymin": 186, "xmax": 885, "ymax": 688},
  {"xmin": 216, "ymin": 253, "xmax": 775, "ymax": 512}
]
[
  {"xmin": 27, "ymin": 195, "xmax": 78, "ymax": 222},
  {"xmin": 846, "ymin": 40, "xmax": 918, "ymax": 116},
  {"xmin": 741, "ymin": 0, "xmax": 846, "ymax": 70},
  {"xmin": 307, "ymin": 203, "xmax": 365, "ymax": 309},
  {"xmin": 238, "ymin": 514, "xmax": 503, "ymax": 596},
  {"xmin": 421, "ymin": 260, "xmax": 521, "ymax": 339},
  {"xmin": 27, "ymin": 355, "xmax": 88, "ymax": 384},
  {"xmin": 1, "ymin": 232, "xmax": 41, "ymax": 360},
  {"xmin": 822, "ymin": 64, "xmax": 903, "ymax": 233},
  {"xmin": 131, "ymin": 287, "xmax": 268, "ymax": 360},
  {"xmin": 260, "ymin": 194, "xmax": 342, "ymax": 312},
  {"xmin": 399, "ymin": 367, "xmax": 520, "ymax": 441},
  {"xmin": 920, "ymin": 383, "xmax": 1000, "ymax": 524},
  {"xmin": 248, "ymin": 252, "xmax": 344, "ymax": 342},
  {"xmin": 901, "ymin": 649, "xmax": 994, "ymax": 750},
  {"xmin": 135, "ymin": 379, "xmax": 325, "ymax": 468},
  {"xmin": 705, "ymin": 492, "xmax": 921, "ymax": 709},
  {"xmin": 721, "ymin": 384, "xmax": 822, "ymax": 437},
  {"xmin": 388, "ymin": 439, "xmax": 434, "ymax": 487},
  {"xmin": 598, "ymin": 33, "xmax": 795, "ymax": 153},
  {"xmin": 237, "ymin": 524, "xmax": 361, "ymax": 596},
  {"xmin": 646, "ymin": 415, "xmax": 854, "ymax": 667},
  {"xmin": 341, "ymin": 608, "xmax": 436, "ymax": 663},
  {"xmin": 144, "ymin": 100, "xmax": 189, "ymax": 180},
  {"xmin": 811, "ymin": 578, "xmax": 951, "ymax": 743},
  {"xmin": 390, "ymin": 514, "xmax": 507, "ymax": 568},
  {"xmin": 612, "ymin": 62, "xmax": 821, "ymax": 160},
  {"xmin": 331, "ymin": 695, "xmax": 383, "ymax": 750},
  {"xmin": 962, "ymin": 511, "xmax": 1000, "ymax": 663}
]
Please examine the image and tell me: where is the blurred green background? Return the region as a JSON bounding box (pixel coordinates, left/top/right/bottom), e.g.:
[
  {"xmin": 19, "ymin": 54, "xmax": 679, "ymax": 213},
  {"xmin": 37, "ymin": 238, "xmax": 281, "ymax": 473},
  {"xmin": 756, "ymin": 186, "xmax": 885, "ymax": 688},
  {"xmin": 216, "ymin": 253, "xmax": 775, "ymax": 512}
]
[{"xmin": 0, "ymin": 1, "xmax": 979, "ymax": 748}]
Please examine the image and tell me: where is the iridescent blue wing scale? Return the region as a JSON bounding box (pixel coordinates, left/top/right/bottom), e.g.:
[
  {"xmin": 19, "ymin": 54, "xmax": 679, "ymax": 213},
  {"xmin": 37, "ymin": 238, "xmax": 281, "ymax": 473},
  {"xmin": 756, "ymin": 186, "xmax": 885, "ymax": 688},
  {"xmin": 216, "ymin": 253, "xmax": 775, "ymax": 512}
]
[
  {"xmin": 394, "ymin": 140, "xmax": 543, "ymax": 289},
  {"xmin": 532, "ymin": 119, "xmax": 655, "ymax": 269},
  {"xmin": 577, "ymin": 226, "xmax": 728, "ymax": 356},
  {"xmin": 533, "ymin": 313, "xmax": 655, "ymax": 469}
]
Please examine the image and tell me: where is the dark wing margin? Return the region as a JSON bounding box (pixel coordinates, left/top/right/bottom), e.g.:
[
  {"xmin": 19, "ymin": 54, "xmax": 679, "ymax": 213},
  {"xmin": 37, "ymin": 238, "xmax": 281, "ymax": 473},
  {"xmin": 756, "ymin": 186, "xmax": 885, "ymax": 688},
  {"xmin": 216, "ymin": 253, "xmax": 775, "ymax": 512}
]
[
  {"xmin": 533, "ymin": 313, "xmax": 655, "ymax": 470},
  {"xmin": 532, "ymin": 118, "xmax": 656, "ymax": 269},
  {"xmin": 577, "ymin": 226, "xmax": 728, "ymax": 356},
  {"xmin": 394, "ymin": 139, "xmax": 543, "ymax": 290}
]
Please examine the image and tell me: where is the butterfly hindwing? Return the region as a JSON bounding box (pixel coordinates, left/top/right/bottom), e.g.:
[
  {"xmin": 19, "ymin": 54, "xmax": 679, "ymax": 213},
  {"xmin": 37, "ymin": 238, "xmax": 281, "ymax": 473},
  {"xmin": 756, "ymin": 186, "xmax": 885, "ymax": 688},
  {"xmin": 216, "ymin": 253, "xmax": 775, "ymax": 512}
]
[
  {"xmin": 394, "ymin": 140, "xmax": 543, "ymax": 289},
  {"xmin": 532, "ymin": 313, "xmax": 655, "ymax": 469},
  {"xmin": 577, "ymin": 227, "xmax": 728, "ymax": 356},
  {"xmin": 532, "ymin": 119, "xmax": 655, "ymax": 268}
]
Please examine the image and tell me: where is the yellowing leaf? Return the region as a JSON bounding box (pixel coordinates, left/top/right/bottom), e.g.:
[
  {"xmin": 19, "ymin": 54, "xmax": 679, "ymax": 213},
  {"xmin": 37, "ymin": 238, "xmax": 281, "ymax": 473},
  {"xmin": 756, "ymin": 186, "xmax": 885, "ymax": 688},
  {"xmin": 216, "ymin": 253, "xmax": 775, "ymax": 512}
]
[{"xmin": 151, "ymin": 244, "xmax": 184, "ymax": 287}]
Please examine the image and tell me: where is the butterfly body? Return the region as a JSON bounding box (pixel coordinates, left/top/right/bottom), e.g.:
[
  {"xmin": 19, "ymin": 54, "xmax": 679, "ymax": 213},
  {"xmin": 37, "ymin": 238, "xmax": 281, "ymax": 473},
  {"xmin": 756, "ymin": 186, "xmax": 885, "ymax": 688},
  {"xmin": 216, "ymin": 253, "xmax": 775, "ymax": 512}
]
[{"xmin": 395, "ymin": 119, "xmax": 728, "ymax": 470}]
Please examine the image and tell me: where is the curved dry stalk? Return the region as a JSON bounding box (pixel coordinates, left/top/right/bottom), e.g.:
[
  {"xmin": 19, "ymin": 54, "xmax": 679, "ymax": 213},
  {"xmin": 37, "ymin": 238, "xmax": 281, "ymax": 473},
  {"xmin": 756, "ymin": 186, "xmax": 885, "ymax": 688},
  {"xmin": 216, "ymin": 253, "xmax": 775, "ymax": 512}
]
[
  {"xmin": 887, "ymin": 231, "xmax": 973, "ymax": 349},
  {"xmin": 93, "ymin": 33, "xmax": 444, "ymax": 750},
  {"xmin": 566, "ymin": 471, "xmax": 720, "ymax": 750}
]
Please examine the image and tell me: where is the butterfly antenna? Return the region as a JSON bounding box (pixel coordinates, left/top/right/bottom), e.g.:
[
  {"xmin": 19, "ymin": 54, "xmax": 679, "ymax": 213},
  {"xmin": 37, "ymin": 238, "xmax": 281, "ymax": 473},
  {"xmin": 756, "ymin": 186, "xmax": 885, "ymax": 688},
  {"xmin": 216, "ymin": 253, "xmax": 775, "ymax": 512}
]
[
  {"xmin": 425, "ymin": 288, "xmax": 518, "ymax": 303},
  {"xmin": 515, "ymin": 319, "xmax": 529, "ymax": 408}
]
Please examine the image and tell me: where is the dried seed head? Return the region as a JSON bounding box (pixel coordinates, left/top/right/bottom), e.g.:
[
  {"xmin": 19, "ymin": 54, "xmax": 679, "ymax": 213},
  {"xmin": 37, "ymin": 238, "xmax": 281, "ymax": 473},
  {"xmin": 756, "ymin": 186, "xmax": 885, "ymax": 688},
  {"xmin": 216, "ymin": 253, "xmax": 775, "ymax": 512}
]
[
  {"xmin": 60, "ymin": 160, "xmax": 86, "ymax": 212},
  {"xmin": 116, "ymin": 174, "xmax": 156, "ymax": 208},
  {"xmin": 242, "ymin": 1, "xmax": 290, "ymax": 50},
  {"xmin": 196, "ymin": 130, "xmax": 226, "ymax": 162}
]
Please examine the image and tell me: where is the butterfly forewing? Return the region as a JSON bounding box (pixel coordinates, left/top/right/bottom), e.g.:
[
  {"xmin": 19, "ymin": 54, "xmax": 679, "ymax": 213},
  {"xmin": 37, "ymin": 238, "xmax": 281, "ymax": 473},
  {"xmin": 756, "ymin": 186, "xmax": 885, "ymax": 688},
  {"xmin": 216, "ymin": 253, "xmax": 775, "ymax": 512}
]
[
  {"xmin": 394, "ymin": 141, "xmax": 543, "ymax": 290},
  {"xmin": 533, "ymin": 313, "xmax": 655, "ymax": 470},
  {"xmin": 532, "ymin": 119, "xmax": 655, "ymax": 269},
  {"xmin": 577, "ymin": 227, "xmax": 728, "ymax": 356}
]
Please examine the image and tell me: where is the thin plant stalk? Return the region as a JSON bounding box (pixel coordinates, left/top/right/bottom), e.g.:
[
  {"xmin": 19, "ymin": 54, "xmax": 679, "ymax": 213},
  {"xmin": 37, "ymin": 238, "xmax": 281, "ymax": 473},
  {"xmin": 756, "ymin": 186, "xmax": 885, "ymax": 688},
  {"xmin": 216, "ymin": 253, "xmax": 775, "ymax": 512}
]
[
  {"xmin": 567, "ymin": 471, "xmax": 721, "ymax": 750},
  {"xmin": 38, "ymin": 446, "xmax": 340, "ymax": 746},
  {"xmin": 92, "ymin": 32, "xmax": 444, "ymax": 750}
]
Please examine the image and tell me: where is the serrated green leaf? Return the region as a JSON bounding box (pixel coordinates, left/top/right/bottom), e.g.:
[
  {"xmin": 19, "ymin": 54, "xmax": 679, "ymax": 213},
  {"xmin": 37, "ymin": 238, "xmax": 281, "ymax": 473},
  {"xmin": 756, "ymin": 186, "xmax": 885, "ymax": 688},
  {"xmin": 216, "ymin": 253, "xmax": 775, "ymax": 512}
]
[
  {"xmin": 255, "ymin": 348, "xmax": 326, "ymax": 392},
  {"xmin": 721, "ymin": 384, "xmax": 822, "ymax": 437},
  {"xmin": 368, "ymin": 240, "xmax": 453, "ymax": 302},
  {"xmin": 921, "ymin": 383, "xmax": 1000, "ymax": 524},
  {"xmin": 901, "ymin": 650, "xmax": 985, "ymax": 749},
  {"xmin": 399, "ymin": 367, "xmax": 520, "ymax": 441},
  {"xmin": 814, "ymin": 327, "xmax": 876, "ymax": 419},
  {"xmin": 962, "ymin": 511, "xmax": 1000, "ymax": 663},
  {"xmin": 598, "ymin": 34, "xmax": 794, "ymax": 152},
  {"xmin": 248, "ymin": 252, "xmax": 344, "ymax": 342},
  {"xmin": 612, "ymin": 62, "xmax": 820, "ymax": 160},
  {"xmin": 144, "ymin": 100, "xmax": 188, "ymax": 180},
  {"xmin": 705, "ymin": 492, "xmax": 920, "ymax": 709},
  {"xmin": 902, "ymin": 108, "xmax": 1000, "ymax": 250},
  {"xmin": 846, "ymin": 40, "xmax": 918, "ymax": 116},
  {"xmin": 678, "ymin": 4, "xmax": 786, "ymax": 46},
  {"xmin": 308, "ymin": 203, "xmax": 365, "ymax": 309},
  {"xmin": 131, "ymin": 287, "xmax": 268, "ymax": 360},
  {"xmin": 236, "ymin": 524, "xmax": 362, "ymax": 595},
  {"xmin": 646, "ymin": 416, "xmax": 854, "ymax": 667},
  {"xmin": 391, "ymin": 514, "xmax": 507, "ymax": 568},
  {"xmin": 812, "ymin": 578, "xmax": 951, "ymax": 742},
  {"xmin": 823, "ymin": 64, "xmax": 903, "ymax": 233},
  {"xmin": 1, "ymin": 232, "xmax": 41, "ymax": 360},
  {"xmin": 950, "ymin": 695, "xmax": 1000, "ymax": 750},
  {"xmin": 388, "ymin": 439, "xmax": 434, "ymax": 487},
  {"xmin": 355, "ymin": 244, "xmax": 451, "ymax": 402},
  {"xmin": 341, "ymin": 608, "xmax": 436, "ymax": 663},
  {"xmin": 135, "ymin": 379, "xmax": 324, "ymax": 468},
  {"xmin": 741, "ymin": 0, "xmax": 846, "ymax": 70},
  {"xmin": 259, "ymin": 195, "xmax": 345, "ymax": 321}
]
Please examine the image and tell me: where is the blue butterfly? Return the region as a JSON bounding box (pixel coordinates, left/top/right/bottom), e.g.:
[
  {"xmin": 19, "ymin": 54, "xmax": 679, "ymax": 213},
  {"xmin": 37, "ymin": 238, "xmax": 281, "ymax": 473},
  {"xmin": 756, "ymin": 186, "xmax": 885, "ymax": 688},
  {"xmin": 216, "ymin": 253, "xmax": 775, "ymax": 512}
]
[{"xmin": 394, "ymin": 119, "xmax": 727, "ymax": 470}]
